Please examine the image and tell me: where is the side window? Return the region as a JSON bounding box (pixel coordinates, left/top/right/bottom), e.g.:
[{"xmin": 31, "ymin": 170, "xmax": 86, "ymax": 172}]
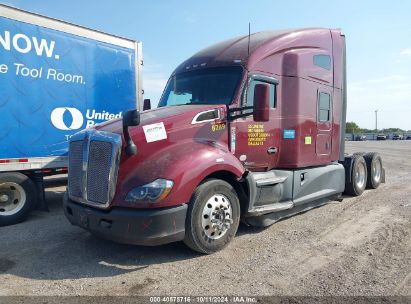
[
  {"xmin": 318, "ymin": 92, "xmax": 331, "ymax": 122},
  {"xmin": 246, "ymin": 80, "xmax": 276, "ymax": 108},
  {"xmin": 313, "ymin": 55, "xmax": 331, "ymax": 70}
]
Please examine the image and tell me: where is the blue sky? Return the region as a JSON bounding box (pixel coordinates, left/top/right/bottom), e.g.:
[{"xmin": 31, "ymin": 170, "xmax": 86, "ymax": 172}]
[{"xmin": 2, "ymin": 0, "xmax": 411, "ymax": 130}]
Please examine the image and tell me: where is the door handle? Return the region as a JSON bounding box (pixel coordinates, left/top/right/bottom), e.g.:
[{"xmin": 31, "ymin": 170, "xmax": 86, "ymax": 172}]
[{"xmin": 267, "ymin": 147, "xmax": 278, "ymax": 154}]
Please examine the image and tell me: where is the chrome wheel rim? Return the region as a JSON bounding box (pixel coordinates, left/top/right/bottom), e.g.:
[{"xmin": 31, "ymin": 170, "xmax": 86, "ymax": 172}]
[
  {"xmin": 355, "ymin": 162, "xmax": 366, "ymax": 189},
  {"xmin": 0, "ymin": 182, "xmax": 26, "ymax": 216},
  {"xmin": 202, "ymin": 194, "xmax": 233, "ymax": 240},
  {"xmin": 373, "ymin": 159, "xmax": 382, "ymax": 183}
]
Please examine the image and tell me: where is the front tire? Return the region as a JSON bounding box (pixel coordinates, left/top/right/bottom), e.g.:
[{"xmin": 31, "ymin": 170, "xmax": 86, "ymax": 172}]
[
  {"xmin": 0, "ymin": 172, "xmax": 37, "ymax": 226},
  {"xmin": 184, "ymin": 179, "xmax": 240, "ymax": 254}
]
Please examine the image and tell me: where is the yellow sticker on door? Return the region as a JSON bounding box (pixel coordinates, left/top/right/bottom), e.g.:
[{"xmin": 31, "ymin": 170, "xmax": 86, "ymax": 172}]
[
  {"xmin": 247, "ymin": 124, "xmax": 272, "ymax": 146},
  {"xmin": 305, "ymin": 136, "xmax": 312, "ymax": 145}
]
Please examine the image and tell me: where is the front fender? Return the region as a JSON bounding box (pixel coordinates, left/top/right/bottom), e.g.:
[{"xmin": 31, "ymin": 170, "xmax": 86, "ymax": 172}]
[{"xmin": 112, "ymin": 140, "xmax": 245, "ymax": 208}]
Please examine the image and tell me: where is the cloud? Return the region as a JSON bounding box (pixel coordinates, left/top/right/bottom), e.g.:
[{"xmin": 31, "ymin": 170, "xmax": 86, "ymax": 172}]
[
  {"xmin": 142, "ymin": 64, "xmax": 169, "ymax": 107},
  {"xmin": 347, "ymin": 74, "xmax": 411, "ymax": 130},
  {"xmin": 169, "ymin": 10, "xmax": 197, "ymax": 24},
  {"xmin": 144, "ymin": 73, "xmax": 167, "ymax": 93},
  {"xmin": 184, "ymin": 16, "xmax": 197, "ymax": 24},
  {"xmin": 400, "ymin": 48, "xmax": 411, "ymax": 56},
  {"xmin": 349, "ymin": 75, "xmax": 411, "ymax": 102}
]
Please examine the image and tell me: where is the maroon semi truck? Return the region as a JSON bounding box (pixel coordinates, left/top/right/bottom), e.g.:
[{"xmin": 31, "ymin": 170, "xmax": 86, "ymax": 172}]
[{"xmin": 63, "ymin": 28, "xmax": 385, "ymax": 254}]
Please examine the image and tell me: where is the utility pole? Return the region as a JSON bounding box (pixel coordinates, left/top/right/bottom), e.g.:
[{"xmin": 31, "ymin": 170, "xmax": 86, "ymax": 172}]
[{"xmin": 375, "ymin": 109, "xmax": 378, "ymax": 132}]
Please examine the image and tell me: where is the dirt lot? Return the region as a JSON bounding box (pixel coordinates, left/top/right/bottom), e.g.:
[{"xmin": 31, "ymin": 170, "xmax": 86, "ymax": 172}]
[{"xmin": 0, "ymin": 141, "xmax": 410, "ymax": 297}]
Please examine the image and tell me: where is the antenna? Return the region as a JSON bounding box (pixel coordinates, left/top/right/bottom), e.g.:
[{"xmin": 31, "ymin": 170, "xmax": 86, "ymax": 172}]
[{"xmin": 247, "ymin": 22, "xmax": 251, "ymax": 59}]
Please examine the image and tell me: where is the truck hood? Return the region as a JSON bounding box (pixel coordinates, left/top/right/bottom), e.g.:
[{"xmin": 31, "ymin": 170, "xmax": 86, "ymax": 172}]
[
  {"xmin": 94, "ymin": 104, "xmax": 224, "ymax": 134},
  {"xmin": 95, "ymin": 103, "xmax": 231, "ymax": 209}
]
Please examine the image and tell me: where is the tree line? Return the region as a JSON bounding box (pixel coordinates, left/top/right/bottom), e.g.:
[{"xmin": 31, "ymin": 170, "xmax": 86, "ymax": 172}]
[{"xmin": 346, "ymin": 122, "xmax": 410, "ymax": 134}]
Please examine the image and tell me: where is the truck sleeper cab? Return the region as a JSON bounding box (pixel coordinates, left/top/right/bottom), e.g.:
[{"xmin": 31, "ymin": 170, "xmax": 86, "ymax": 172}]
[{"xmin": 64, "ymin": 28, "xmax": 385, "ymax": 254}]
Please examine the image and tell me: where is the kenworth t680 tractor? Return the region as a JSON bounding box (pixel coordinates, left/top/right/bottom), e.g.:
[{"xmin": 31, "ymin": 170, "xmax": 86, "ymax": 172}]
[{"xmin": 63, "ymin": 28, "xmax": 384, "ymax": 254}]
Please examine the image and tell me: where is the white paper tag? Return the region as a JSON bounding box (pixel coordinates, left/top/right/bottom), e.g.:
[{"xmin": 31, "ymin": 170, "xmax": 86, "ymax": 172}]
[{"xmin": 143, "ymin": 122, "xmax": 167, "ymax": 143}]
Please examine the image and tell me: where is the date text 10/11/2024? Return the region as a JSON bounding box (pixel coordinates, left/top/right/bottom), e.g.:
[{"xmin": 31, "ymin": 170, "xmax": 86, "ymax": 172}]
[{"xmin": 149, "ymin": 296, "xmax": 258, "ymax": 303}]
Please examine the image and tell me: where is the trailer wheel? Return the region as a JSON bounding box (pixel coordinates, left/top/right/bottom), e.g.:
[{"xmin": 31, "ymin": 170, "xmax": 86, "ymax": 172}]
[
  {"xmin": 345, "ymin": 155, "xmax": 367, "ymax": 196},
  {"xmin": 364, "ymin": 152, "xmax": 383, "ymax": 189},
  {"xmin": 184, "ymin": 179, "xmax": 240, "ymax": 254},
  {"xmin": 0, "ymin": 172, "xmax": 37, "ymax": 226}
]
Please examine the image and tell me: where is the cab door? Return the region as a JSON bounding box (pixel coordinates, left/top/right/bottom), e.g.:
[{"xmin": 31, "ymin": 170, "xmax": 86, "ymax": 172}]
[{"xmin": 231, "ymin": 75, "xmax": 280, "ymax": 171}]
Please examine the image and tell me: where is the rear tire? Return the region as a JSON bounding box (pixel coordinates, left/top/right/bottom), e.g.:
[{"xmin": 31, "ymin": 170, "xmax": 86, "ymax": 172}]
[
  {"xmin": 184, "ymin": 179, "xmax": 240, "ymax": 254},
  {"xmin": 345, "ymin": 155, "xmax": 367, "ymax": 196},
  {"xmin": 0, "ymin": 172, "xmax": 37, "ymax": 226},
  {"xmin": 364, "ymin": 152, "xmax": 382, "ymax": 189}
]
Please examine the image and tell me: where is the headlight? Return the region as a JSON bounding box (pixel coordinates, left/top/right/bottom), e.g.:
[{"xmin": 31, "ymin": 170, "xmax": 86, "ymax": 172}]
[{"xmin": 125, "ymin": 179, "xmax": 173, "ymax": 203}]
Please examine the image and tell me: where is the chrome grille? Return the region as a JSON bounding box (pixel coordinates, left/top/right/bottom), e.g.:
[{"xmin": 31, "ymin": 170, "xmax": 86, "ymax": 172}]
[
  {"xmin": 67, "ymin": 129, "xmax": 122, "ymax": 209},
  {"xmin": 87, "ymin": 141, "xmax": 113, "ymax": 204},
  {"xmin": 68, "ymin": 141, "xmax": 83, "ymax": 198}
]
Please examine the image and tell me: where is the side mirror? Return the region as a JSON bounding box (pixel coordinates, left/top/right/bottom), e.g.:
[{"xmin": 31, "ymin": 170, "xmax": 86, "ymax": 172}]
[
  {"xmin": 253, "ymin": 83, "xmax": 270, "ymax": 122},
  {"xmin": 143, "ymin": 99, "xmax": 151, "ymax": 111},
  {"xmin": 122, "ymin": 109, "xmax": 140, "ymax": 155},
  {"xmin": 123, "ymin": 109, "xmax": 140, "ymax": 127}
]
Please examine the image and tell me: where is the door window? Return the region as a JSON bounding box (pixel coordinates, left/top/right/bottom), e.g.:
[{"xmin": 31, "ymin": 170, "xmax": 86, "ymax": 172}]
[
  {"xmin": 246, "ymin": 80, "xmax": 276, "ymax": 108},
  {"xmin": 318, "ymin": 92, "xmax": 331, "ymax": 122}
]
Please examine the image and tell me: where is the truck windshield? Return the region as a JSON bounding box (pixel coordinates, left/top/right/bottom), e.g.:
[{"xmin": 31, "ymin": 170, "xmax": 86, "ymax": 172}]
[{"xmin": 158, "ymin": 66, "xmax": 243, "ymax": 107}]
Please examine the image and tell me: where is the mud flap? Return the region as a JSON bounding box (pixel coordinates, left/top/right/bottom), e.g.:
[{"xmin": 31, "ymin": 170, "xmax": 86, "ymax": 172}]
[
  {"xmin": 381, "ymin": 168, "xmax": 386, "ymax": 183},
  {"xmin": 32, "ymin": 175, "xmax": 49, "ymax": 212}
]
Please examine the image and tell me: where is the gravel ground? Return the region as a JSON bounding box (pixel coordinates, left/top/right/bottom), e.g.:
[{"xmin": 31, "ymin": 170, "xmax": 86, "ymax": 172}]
[{"xmin": 0, "ymin": 141, "xmax": 410, "ymax": 297}]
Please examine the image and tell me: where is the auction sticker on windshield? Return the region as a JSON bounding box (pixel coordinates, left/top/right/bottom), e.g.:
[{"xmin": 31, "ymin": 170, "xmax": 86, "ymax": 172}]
[{"xmin": 143, "ymin": 122, "xmax": 167, "ymax": 143}]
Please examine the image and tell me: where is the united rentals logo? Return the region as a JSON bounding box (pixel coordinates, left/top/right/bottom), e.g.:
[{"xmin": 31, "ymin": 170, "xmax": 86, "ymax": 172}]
[
  {"xmin": 50, "ymin": 107, "xmax": 84, "ymax": 130},
  {"xmin": 50, "ymin": 107, "xmax": 123, "ymax": 131}
]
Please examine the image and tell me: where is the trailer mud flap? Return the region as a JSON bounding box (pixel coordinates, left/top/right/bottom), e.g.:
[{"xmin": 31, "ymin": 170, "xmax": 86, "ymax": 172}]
[{"xmin": 32, "ymin": 175, "xmax": 48, "ymax": 212}]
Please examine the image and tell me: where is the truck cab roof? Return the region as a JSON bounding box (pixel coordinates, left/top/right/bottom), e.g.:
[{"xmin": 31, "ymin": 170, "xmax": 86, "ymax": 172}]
[{"xmin": 173, "ymin": 28, "xmax": 341, "ymax": 75}]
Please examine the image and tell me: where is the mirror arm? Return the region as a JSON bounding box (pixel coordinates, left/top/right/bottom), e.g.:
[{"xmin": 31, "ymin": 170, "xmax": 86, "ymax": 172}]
[
  {"xmin": 122, "ymin": 110, "xmax": 140, "ymax": 155},
  {"xmin": 228, "ymin": 106, "xmax": 254, "ymax": 121},
  {"xmin": 228, "ymin": 112, "xmax": 253, "ymax": 121},
  {"xmin": 123, "ymin": 125, "xmax": 137, "ymax": 155}
]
